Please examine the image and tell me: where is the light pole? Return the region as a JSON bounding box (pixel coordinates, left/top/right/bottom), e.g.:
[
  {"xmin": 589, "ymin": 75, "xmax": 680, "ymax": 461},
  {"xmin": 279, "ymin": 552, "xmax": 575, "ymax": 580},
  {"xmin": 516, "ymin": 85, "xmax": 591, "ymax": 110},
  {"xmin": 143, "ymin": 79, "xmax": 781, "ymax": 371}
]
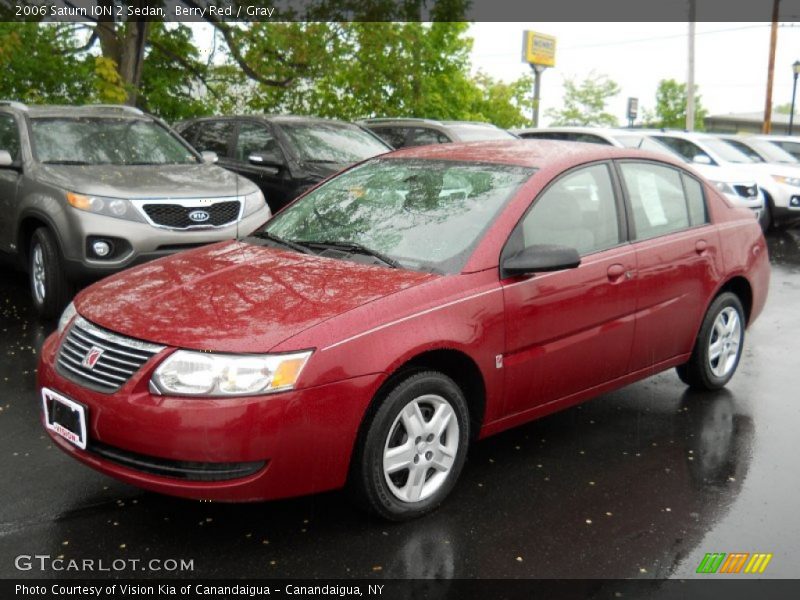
[{"xmin": 789, "ymin": 60, "xmax": 800, "ymax": 135}]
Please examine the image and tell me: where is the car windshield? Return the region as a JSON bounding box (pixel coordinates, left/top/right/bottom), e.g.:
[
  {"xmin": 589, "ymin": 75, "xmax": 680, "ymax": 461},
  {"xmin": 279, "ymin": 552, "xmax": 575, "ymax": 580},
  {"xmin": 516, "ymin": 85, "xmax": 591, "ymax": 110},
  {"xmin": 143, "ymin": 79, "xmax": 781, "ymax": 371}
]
[
  {"xmin": 613, "ymin": 134, "xmax": 688, "ymax": 161},
  {"xmin": 30, "ymin": 117, "xmax": 198, "ymax": 165},
  {"xmin": 448, "ymin": 124, "xmax": 517, "ymax": 142},
  {"xmin": 278, "ymin": 122, "xmax": 389, "ymax": 164},
  {"xmin": 702, "ymin": 138, "xmax": 756, "ymax": 164},
  {"xmin": 261, "ymin": 158, "xmax": 536, "ymax": 274}
]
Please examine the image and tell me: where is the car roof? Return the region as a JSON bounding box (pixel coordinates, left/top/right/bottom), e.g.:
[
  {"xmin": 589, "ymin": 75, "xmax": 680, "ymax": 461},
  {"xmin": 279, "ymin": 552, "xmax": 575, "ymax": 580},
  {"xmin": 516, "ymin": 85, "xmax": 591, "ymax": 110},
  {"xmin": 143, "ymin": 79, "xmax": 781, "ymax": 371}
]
[
  {"xmin": 382, "ymin": 139, "xmax": 680, "ymax": 169},
  {"xmin": 360, "ymin": 118, "xmax": 501, "ymax": 129},
  {"xmin": 179, "ymin": 114, "xmax": 359, "ymax": 127}
]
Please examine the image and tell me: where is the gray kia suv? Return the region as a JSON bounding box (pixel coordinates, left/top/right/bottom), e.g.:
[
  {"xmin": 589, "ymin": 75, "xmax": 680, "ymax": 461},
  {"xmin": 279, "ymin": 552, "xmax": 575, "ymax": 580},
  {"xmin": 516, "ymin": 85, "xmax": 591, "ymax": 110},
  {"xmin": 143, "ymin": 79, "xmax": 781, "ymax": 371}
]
[{"xmin": 0, "ymin": 102, "xmax": 270, "ymax": 317}]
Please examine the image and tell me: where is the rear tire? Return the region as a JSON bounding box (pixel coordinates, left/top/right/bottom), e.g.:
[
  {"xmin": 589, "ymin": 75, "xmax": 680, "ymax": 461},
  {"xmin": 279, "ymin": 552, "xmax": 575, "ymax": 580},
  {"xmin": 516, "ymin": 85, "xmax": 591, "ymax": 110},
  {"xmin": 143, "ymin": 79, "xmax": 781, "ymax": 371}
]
[
  {"xmin": 351, "ymin": 371, "xmax": 470, "ymax": 521},
  {"xmin": 29, "ymin": 227, "xmax": 72, "ymax": 320},
  {"xmin": 676, "ymin": 292, "xmax": 745, "ymax": 391}
]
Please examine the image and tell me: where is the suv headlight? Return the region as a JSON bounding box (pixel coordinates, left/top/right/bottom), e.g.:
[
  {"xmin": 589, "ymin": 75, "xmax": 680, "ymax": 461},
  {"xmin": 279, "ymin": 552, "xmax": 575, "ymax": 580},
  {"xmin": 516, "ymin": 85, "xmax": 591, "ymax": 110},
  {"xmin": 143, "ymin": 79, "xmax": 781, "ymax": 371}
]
[
  {"xmin": 242, "ymin": 189, "xmax": 268, "ymax": 217},
  {"xmin": 57, "ymin": 302, "xmax": 77, "ymax": 335},
  {"xmin": 708, "ymin": 180, "xmax": 735, "ymax": 195},
  {"xmin": 151, "ymin": 350, "xmax": 312, "ymax": 397},
  {"xmin": 771, "ymin": 174, "xmax": 800, "ymax": 187},
  {"xmin": 66, "ymin": 192, "xmax": 146, "ymax": 222}
]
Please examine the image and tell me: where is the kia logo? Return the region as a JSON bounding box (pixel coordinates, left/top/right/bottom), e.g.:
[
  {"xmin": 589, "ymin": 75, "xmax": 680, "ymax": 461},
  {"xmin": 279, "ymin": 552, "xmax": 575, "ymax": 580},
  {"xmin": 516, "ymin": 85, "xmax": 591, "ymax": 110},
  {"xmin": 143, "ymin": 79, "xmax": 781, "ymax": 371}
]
[
  {"xmin": 82, "ymin": 346, "xmax": 104, "ymax": 370},
  {"xmin": 188, "ymin": 210, "xmax": 210, "ymax": 223}
]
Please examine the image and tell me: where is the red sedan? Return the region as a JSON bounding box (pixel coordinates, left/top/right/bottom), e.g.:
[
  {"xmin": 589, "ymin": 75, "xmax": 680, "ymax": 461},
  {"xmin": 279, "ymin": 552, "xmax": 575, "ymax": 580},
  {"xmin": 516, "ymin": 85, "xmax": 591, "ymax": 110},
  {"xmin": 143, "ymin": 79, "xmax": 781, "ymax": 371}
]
[{"xmin": 37, "ymin": 141, "xmax": 769, "ymax": 520}]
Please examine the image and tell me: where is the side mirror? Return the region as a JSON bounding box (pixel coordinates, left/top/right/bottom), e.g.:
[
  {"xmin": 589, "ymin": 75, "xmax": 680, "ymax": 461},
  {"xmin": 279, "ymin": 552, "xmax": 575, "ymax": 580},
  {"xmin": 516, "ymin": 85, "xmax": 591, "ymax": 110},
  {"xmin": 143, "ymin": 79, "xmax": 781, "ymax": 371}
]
[
  {"xmin": 0, "ymin": 149, "xmax": 14, "ymax": 168},
  {"xmin": 200, "ymin": 151, "xmax": 218, "ymax": 164},
  {"xmin": 249, "ymin": 151, "xmax": 285, "ymax": 168},
  {"xmin": 692, "ymin": 154, "xmax": 712, "ymax": 165},
  {"xmin": 502, "ymin": 244, "xmax": 581, "ymax": 277}
]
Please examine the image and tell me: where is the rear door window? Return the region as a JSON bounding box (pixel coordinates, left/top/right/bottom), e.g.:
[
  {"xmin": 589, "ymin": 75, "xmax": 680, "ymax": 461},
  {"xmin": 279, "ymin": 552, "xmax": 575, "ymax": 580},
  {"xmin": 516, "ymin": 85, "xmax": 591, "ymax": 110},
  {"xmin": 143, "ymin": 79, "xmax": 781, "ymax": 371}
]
[{"xmin": 620, "ymin": 162, "xmax": 695, "ymax": 240}]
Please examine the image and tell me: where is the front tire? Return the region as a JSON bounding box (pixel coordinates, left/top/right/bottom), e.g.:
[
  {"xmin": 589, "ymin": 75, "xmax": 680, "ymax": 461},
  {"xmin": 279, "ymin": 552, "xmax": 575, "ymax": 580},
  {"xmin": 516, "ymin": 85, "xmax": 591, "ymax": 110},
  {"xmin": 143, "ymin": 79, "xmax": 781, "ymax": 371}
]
[
  {"xmin": 676, "ymin": 292, "xmax": 745, "ymax": 391},
  {"xmin": 29, "ymin": 227, "xmax": 72, "ymax": 319},
  {"xmin": 351, "ymin": 371, "xmax": 470, "ymax": 521}
]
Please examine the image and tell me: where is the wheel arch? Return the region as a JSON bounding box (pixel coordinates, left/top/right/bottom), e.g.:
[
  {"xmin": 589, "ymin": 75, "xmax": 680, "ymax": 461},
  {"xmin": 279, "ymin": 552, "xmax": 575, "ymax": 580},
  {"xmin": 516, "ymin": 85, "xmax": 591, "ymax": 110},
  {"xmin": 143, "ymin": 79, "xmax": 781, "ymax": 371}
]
[
  {"xmin": 712, "ymin": 275, "xmax": 754, "ymax": 325},
  {"xmin": 17, "ymin": 211, "xmax": 65, "ymax": 267}
]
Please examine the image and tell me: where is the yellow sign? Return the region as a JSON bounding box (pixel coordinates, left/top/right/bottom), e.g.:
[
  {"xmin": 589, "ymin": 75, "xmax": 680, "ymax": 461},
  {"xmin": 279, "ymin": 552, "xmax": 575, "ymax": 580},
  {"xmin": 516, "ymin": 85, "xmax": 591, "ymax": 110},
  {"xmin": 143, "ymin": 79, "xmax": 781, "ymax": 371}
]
[{"xmin": 522, "ymin": 31, "xmax": 557, "ymax": 68}]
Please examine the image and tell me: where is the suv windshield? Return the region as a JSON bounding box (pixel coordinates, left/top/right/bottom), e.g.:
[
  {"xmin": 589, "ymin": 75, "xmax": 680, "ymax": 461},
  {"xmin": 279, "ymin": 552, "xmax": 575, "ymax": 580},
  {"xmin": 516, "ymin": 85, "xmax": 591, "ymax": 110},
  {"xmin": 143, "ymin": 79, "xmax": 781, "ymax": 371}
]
[
  {"xmin": 278, "ymin": 123, "xmax": 389, "ymax": 164},
  {"xmin": 30, "ymin": 117, "xmax": 198, "ymax": 165},
  {"xmin": 702, "ymin": 138, "xmax": 755, "ymax": 164},
  {"xmin": 261, "ymin": 158, "xmax": 535, "ymax": 274}
]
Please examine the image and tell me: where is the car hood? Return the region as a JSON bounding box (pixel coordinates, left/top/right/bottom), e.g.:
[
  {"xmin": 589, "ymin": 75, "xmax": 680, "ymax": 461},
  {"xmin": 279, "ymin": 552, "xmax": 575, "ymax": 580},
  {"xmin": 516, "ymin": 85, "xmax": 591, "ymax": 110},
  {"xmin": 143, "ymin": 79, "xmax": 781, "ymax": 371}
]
[
  {"xmin": 74, "ymin": 241, "xmax": 436, "ymax": 353},
  {"xmin": 34, "ymin": 163, "xmax": 257, "ymax": 198}
]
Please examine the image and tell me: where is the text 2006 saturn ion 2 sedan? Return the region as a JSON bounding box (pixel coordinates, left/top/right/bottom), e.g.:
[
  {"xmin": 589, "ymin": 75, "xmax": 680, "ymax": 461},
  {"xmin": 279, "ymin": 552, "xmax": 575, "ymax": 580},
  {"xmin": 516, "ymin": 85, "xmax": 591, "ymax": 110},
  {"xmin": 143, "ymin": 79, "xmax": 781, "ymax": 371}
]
[{"xmin": 37, "ymin": 140, "xmax": 769, "ymax": 520}]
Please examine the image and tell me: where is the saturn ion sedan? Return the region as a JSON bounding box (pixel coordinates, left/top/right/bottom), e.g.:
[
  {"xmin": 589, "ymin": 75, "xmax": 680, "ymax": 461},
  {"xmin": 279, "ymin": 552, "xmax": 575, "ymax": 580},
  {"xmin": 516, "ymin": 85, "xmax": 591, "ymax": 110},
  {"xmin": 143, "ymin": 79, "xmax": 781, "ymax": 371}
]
[{"xmin": 37, "ymin": 141, "xmax": 769, "ymax": 520}]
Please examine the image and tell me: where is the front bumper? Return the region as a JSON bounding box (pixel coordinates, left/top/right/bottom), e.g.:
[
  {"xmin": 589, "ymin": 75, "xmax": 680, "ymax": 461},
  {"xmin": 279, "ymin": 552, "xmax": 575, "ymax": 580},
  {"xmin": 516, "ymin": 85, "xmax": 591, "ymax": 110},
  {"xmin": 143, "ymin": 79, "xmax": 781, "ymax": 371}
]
[
  {"xmin": 62, "ymin": 205, "xmax": 271, "ymax": 280},
  {"xmin": 37, "ymin": 332, "xmax": 381, "ymax": 502}
]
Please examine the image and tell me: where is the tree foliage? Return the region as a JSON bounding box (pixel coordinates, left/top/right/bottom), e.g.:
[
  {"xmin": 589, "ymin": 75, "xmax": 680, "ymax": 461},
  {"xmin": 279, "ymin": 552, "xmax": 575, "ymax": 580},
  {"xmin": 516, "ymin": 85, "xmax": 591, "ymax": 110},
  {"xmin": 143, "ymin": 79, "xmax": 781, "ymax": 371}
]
[
  {"xmin": 647, "ymin": 78, "xmax": 708, "ymax": 130},
  {"xmin": 0, "ymin": 18, "xmax": 536, "ymax": 127},
  {"xmin": 545, "ymin": 72, "xmax": 620, "ymax": 127}
]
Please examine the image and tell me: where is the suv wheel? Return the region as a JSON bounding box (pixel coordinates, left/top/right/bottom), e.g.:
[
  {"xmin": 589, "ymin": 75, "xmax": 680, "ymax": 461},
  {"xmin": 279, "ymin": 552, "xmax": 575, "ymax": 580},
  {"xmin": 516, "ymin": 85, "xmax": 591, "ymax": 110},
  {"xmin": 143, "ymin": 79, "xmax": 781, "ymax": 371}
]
[{"xmin": 29, "ymin": 228, "xmax": 72, "ymax": 319}]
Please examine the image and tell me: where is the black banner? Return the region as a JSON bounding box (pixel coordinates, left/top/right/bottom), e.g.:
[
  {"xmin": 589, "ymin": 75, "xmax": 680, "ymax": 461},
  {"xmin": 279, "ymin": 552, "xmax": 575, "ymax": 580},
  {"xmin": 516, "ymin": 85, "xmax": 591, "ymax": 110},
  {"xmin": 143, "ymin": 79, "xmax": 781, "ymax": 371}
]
[
  {"xmin": 4, "ymin": 579, "xmax": 800, "ymax": 600},
  {"xmin": 2, "ymin": 0, "xmax": 800, "ymax": 23}
]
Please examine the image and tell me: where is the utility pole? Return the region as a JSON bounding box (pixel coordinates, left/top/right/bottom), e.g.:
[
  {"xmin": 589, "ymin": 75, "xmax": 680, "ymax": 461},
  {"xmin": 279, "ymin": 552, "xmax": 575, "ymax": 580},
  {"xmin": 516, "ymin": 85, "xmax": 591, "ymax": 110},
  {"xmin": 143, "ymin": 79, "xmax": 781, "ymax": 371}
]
[
  {"xmin": 686, "ymin": 0, "xmax": 696, "ymax": 131},
  {"xmin": 763, "ymin": 0, "xmax": 781, "ymax": 134}
]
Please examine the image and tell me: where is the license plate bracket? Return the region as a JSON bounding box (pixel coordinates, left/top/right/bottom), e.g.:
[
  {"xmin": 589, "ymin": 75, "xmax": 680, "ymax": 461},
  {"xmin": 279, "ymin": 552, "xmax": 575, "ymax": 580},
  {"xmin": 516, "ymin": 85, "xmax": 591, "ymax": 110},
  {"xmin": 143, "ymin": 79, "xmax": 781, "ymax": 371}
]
[{"xmin": 42, "ymin": 387, "xmax": 88, "ymax": 450}]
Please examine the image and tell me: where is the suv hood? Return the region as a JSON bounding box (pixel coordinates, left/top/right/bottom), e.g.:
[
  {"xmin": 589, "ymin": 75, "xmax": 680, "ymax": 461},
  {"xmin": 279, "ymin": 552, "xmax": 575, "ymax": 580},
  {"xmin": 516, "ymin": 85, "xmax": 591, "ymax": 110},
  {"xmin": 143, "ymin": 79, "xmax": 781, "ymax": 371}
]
[
  {"xmin": 34, "ymin": 163, "xmax": 257, "ymax": 198},
  {"xmin": 74, "ymin": 241, "xmax": 435, "ymax": 353},
  {"xmin": 690, "ymin": 162, "xmax": 758, "ymax": 184}
]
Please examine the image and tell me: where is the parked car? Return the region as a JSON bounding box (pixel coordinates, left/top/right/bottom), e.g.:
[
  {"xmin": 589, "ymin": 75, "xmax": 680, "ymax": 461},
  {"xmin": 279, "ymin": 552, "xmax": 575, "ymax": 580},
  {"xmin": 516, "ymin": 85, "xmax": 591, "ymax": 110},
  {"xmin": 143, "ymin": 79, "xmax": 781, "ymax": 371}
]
[
  {"xmin": 515, "ymin": 127, "xmax": 766, "ymax": 228},
  {"xmin": 38, "ymin": 140, "xmax": 769, "ymax": 520},
  {"xmin": 175, "ymin": 115, "xmax": 392, "ymax": 213},
  {"xmin": 715, "ymin": 134, "xmax": 800, "ymax": 227},
  {"xmin": 359, "ymin": 118, "xmax": 517, "ymax": 149},
  {"xmin": 755, "ymin": 134, "xmax": 800, "ymax": 161},
  {"xmin": 0, "ymin": 102, "xmax": 270, "ymax": 318}
]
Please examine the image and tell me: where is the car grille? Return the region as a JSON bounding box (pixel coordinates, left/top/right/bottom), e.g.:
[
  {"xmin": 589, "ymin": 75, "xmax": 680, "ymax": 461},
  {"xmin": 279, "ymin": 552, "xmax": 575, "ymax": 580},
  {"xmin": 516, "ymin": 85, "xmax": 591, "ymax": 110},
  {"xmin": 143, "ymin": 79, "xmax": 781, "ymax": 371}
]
[
  {"xmin": 734, "ymin": 184, "xmax": 758, "ymax": 199},
  {"xmin": 142, "ymin": 200, "xmax": 241, "ymax": 229},
  {"xmin": 57, "ymin": 317, "xmax": 165, "ymax": 393}
]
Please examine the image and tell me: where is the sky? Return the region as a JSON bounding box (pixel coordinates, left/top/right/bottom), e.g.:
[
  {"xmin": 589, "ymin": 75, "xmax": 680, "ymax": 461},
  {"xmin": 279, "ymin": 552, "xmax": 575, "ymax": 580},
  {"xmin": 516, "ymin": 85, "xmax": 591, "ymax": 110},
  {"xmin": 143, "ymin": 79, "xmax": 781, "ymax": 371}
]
[
  {"xmin": 469, "ymin": 22, "xmax": 800, "ymax": 126},
  {"xmin": 191, "ymin": 21, "xmax": 800, "ymax": 126}
]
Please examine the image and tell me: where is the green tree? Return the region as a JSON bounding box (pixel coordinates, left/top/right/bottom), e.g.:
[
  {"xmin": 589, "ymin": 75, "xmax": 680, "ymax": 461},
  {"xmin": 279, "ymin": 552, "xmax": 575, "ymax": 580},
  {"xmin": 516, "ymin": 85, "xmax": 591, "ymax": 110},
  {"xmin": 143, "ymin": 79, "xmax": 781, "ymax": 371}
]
[
  {"xmin": 545, "ymin": 72, "xmax": 620, "ymax": 127},
  {"xmin": 0, "ymin": 23, "xmax": 93, "ymax": 103},
  {"xmin": 649, "ymin": 78, "xmax": 707, "ymax": 130}
]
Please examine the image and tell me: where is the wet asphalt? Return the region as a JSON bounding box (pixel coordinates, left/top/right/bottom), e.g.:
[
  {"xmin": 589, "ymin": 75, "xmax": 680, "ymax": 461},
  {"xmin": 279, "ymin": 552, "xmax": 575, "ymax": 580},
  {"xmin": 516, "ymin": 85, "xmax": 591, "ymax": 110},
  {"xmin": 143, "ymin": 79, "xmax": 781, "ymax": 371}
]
[{"xmin": 0, "ymin": 229, "xmax": 799, "ymax": 581}]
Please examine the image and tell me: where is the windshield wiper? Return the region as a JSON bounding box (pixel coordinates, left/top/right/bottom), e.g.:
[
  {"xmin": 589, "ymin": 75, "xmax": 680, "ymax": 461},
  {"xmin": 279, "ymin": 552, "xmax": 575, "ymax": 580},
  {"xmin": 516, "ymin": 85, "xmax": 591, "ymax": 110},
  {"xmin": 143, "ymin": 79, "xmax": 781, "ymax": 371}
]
[
  {"xmin": 252, "ymin": 231, "xmax": 316, "ymax": 255},
  {"xmin": 305, "ymin": 240, "xmax": 401, "ymax": 268},
  {"xmin": 42, "ymin": 160, "xmax": 95, "ymax": 165}
]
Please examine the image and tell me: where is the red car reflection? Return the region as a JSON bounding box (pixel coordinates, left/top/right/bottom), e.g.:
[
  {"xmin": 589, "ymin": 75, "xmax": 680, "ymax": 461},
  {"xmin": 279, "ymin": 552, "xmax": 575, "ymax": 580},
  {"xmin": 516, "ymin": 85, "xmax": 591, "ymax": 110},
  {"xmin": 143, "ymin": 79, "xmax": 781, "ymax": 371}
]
[{"xmin": 37, "ymin": 141, "xmax": 769, "ymax": 520}]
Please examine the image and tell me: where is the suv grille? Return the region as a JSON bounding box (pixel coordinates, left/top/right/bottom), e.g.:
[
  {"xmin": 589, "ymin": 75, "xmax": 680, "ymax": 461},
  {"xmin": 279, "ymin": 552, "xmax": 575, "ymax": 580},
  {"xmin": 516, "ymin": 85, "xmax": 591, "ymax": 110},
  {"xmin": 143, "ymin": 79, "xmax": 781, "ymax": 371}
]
[
  {"xmin": 142, "ymin": 200, "xmax": 241, "ymax": 229},
  {"xmin": 57, "ymin": 317, "xmax": 165, "ymax": 393},
  {"xmin": 734, "ymin": 184, "xmax": 758, "ymax": 199}
]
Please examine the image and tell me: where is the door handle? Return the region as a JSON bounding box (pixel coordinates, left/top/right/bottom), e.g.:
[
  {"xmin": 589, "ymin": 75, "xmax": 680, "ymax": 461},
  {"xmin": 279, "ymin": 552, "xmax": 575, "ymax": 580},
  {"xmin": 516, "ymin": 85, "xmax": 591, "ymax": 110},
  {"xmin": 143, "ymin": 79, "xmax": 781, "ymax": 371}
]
[
  {"xmin": 607, "ymin": 263, "xmax": 626, "ymax": 281},
  {"xmin": 695, "ymin": 240, "xmax": 708, "ymax": 254}
]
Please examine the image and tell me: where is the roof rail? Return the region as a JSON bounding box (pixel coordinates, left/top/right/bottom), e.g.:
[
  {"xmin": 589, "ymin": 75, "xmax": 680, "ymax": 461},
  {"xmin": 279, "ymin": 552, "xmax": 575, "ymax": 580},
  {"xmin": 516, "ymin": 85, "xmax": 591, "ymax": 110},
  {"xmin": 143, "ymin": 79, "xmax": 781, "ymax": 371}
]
[
  {"xmin": 89, "ymin": 104, "xmax": 144, "ymax": 115},
  {"xmin": 0, "ymin": 100, "xmax": 28, "ymax": 111}
]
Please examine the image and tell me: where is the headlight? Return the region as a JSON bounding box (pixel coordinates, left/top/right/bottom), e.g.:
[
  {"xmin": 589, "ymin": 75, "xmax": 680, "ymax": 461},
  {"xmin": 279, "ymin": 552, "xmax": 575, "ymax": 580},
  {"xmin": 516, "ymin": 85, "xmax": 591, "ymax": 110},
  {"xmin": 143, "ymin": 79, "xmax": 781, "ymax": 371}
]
[
  {"xmin": 66, "ymin": 192, "xmax": 146, "ymax": 223},
  {"xmin": 242, "ymin": 189, "xmax": 268, "ymax": 217},
  {"xmin": 709, "ymin": 180, "xmax": 735, "ymax": 195},
  {"xmin": 57, "ymin": 302, "xmax": 77, "ymax": 335},
  {"xmin": 771, "ymin": 174, "xmax": 800, "ymax": 187},
  {"xmin": 151, "ymin": 350, "xmax": 312, "ymax": 397}
]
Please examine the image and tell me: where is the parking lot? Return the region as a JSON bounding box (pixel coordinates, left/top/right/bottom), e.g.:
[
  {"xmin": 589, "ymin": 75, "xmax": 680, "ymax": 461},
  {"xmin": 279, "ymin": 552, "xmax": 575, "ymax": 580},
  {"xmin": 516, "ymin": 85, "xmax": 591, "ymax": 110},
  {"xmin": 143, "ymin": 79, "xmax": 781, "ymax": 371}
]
[{"xmin": 0, "ymin": 227, "xmax": 797, "ymax": 580}]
